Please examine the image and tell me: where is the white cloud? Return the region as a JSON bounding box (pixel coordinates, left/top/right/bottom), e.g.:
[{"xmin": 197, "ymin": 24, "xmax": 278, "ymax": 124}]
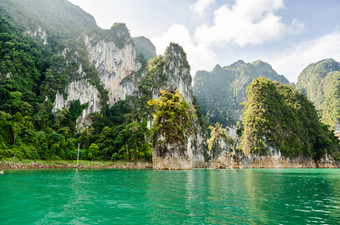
[
  {"xmin": 194, "ymin": 0, "xmax": 299, "ymax": 46},
  {"xmin": 190, "ymin": 0, "xmax": 215, "ymax": 16},
  {"xmin": 151, "ymin": 24, "xmax": 217, "ymax": 76},
  {"xmin": 267, "ymin": 32, "xmax": 340, "ymax": 83}
]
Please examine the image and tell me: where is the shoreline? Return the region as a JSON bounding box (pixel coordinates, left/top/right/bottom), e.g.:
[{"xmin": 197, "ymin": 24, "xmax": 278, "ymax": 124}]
[
  {"xmin": 1, "ymin": 159, "xmax": 339, "ymax": 170},
  {"xmin": 0, "ymin": 160, "xmax": 153, "ymax": 170}
]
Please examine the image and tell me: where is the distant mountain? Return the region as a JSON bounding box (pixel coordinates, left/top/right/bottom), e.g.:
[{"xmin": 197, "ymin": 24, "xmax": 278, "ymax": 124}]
[
  {"xmin": 193, "ymin": 60, "xmax": 290, "ymax": 127},
  {"xmin": 296, "ymin": 59, "xmax": 340, "ymax": 131},
  {"xmin": 133, "ymin": 36, "xmax": 156, "ymax": 60}
]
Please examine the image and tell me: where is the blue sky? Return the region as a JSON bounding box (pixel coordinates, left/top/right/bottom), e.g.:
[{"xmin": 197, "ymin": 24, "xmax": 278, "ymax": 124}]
[{"xmin": 68, "ymin": 0, "xmax": 340, "ymax": 83}]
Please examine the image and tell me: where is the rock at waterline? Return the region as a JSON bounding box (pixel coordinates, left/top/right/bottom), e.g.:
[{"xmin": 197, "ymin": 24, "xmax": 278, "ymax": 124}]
[{"xmin": 0, "ymin": 171, "xmax": 4, "ymax": 174}]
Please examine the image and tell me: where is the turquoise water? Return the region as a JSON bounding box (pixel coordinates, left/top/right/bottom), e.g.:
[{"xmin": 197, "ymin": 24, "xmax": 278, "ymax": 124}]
[{"xmin": 1, "ymin": 169, "xmax": 340, "ymax": 224}]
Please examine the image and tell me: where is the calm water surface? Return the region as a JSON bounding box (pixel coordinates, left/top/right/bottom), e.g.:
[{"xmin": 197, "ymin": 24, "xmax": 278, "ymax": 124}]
[{"xmin": 1, "ymin": 168, "xmax": 340, "ymax": 224}]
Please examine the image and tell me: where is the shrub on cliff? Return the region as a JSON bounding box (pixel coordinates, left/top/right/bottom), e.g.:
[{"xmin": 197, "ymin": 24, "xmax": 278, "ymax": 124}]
[{"xmin": 148, "ymin": 89, "xmax": 194, "ymax": 145}]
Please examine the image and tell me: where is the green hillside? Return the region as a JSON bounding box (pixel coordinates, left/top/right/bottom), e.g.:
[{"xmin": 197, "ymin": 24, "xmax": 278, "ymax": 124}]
[
  {"xmin": 296, "ymin": 59, "xmax": 340, "ymax": 130},
  {"xmin": 193, "ymin": 60, "xmax": 289, "ymax": 127},
  {"xmin": 240, "ymin": 77, "xmax": 339, "ymax": 159},
  {"xmin": 0, "ymin": 0, "xmax": 150, "ymax": 161}
]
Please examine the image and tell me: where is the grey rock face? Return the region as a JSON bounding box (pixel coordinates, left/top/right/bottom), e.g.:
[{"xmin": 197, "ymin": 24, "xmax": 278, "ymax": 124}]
[
  {"xmin": 53, "ymin": 32, "xmax": 141, "ymax": 131},
  {"xmin": 53, "ymin": 80, "xmax": 101, "ymax": 132},
  {"xmin": 151, "ymin": 44, "xmax": 205, "ymax": 170},
  {"xmin": 152, "ymin": 133, "xmax": 193, "ymax": 170},
  {"xmin": 84, "ymin": 35, "xmax": 141, "ymax": 106}
]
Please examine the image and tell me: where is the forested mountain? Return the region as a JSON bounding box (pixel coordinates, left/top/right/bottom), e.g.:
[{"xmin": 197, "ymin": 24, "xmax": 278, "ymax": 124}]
[
  {"xmin": 240, "ymin": 77, "xmax": 339, "ymax": 160},
  {"xmin": 296, "ymin": 59, "xmax": 340, "ymax": 132},
  {"xmin": 193, "ymin": 60, "xmax": 289, "ymax": 127},
  {"xmin": 0, "ymin": 0, "xmax": 338, "ymax": 168},
  {"xmin": 0, "ymin": 0, "xmax": 204, "ymax": 167}
]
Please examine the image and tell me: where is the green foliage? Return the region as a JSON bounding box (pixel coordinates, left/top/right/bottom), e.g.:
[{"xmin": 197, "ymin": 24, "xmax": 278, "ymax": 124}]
[
  {"xmin": 0, "ymin": 2, "xmax": 193, "ymax": 163},
  {"xmin": 193, "ymin": 60, "xmax": 290, "ymax": 127},
  {"xmin": 207, "ymin": 123, "xmax": 234, "ymax": 151},
  {"xmin": 240, "ymin": 77, "xmax": 339, "ymax": 159},
  {"xmin": 148, "ymin": 90, "xmax": 194, "ymax": 144},
  {"xmin": 88, "ymin": 143, "xmax": 99, "ymax": 160},
  {"xmin": 297, "ymin": 59, "xmax": 340, "ymax": 130},
  {"xmin": 0, "ymin": 5, "xmax": 112, "ymax": 161}
]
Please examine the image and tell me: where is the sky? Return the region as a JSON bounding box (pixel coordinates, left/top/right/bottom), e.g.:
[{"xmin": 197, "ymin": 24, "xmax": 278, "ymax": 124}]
[{"xmin": 68, "ymin": 0, "xmax": 340, "ymax": 83}]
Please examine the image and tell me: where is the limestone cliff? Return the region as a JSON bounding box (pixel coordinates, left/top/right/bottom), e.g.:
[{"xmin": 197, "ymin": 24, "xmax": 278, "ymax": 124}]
[
  {"xmin": 52, "ymin": 24, "xmax": 143, "ymax": 131},
  {"xmin": 205, "ymin": 123, "xmax": 234, "ymax": 168},
  {"xmin": 150, "ymin": 43, "xmax": 194, "ymax": 105},
  {"xmin": 149, "ymin": 43, "xmax": 205, "ymax": 170},
  {"xmin": 84, "ymin": 31, "xmax": 141, "ymax": 106},
  {"xmin": 208, "ymin": 149, "xmax": 340, "ymax": 169},
  {"xmin": 53, "ymin": 80, "xmax": 101, "ymax": 131}
]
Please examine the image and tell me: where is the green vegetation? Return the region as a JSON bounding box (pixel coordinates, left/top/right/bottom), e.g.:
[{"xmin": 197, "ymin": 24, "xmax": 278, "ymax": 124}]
[
  {"xmin": 193, "ymin": 60, "xmax": 289, "ymax": 127},
  {"xmin": 207, "ymin": 123, "xmax": 233, "ymax": 152},
  {"xmin": 0, "ymin": 8, "xmax": 193, "ymax": 163},
  {"xmin": 1, "ymin": 0, "xmax": 337, "ymax": 166},
  {"xmin": 148, "ymin": 90, "xmax": 194, "ymax": 145},
  {"xmin": 239, "ymin": 77, "xmax": 339, "ymax": 159},
  {"xmin": 296, "ymin": 59, "xmax": 340, "ymax": 130},
  {"xmin": 0, "ymin": 1, "xmax": 152, "ymax": 162}
]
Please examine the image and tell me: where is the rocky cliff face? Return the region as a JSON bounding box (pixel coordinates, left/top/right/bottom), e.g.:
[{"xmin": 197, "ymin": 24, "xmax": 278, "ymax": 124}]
[
  {"xmin": 150, "ymin": 43, "xmax": 205, "ymax": 170},
  {"xmin": 150, "ymin": 44, "xmax": 194, "ymax": 105},
  {"xmin": 53, "ymin": 80, "xmax": 101, "ymax": 131},
  {"xmin": 52, "ymin": 26, "xmax": 143, "ymax": 131},
  {"xmin": 84, "ymin": 34, "xmax": 141, "ymax": 106},
  {"xmin": 208, "ymin": 137, "xmax": 234, "ymax": 169},
  {"xmin": 208, "ymin": 150, "xmax": 340, "ymax": 169}
]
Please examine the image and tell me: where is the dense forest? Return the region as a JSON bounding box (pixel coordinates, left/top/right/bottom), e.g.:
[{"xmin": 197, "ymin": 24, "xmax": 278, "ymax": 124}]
[
  {"xmin": 296, "ymin": 59, "xmax": 340, "ymax": 131},
  {"xmin": 239, "ymin": 77, "xmax": 339, "ymax": 159},
  {"xmin": 0, "ymin": 1, "xmax": 154, "ymax": 161},
  {"xmin": 0, "ymin": 0, "xmax": 339, "ymax": 164}
]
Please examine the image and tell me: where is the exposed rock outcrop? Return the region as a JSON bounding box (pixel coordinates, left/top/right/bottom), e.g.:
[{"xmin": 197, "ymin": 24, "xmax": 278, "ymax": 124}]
[
  {"xmin": 52, "ymin": 26, "xmax": 143, "ymax": 131},
  {"xmin": 151, "ymin": 43, "xmax": 205, "ymax": 170},
  {"xmin": 53, "ymin": 80, "xmax": 101, "ymax": 131},
  {"xmin": 25, "ymin": 26, "xmax": 48, "ymax": 45},
  {"xmin": 84, "ymin": 34, "xmax": 141, "ymax": 106},
  {"xmin": 225, "ymin": 154, "xmax": 339, "ymax": 168},
  {"xmin": 208, "ymin": 142, "xmax": 340, "ymax": 169}
]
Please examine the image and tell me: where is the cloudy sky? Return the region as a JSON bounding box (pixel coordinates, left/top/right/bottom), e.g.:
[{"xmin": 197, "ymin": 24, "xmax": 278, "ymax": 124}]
[{"xmin": 68, "ymin": 0, "xmax": 340, "ymax": 83}]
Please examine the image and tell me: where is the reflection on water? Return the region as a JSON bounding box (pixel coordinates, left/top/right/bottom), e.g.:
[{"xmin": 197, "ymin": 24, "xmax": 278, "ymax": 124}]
[{"xmin": 0, "ymin": 169, "xmax": 340, "ymax": 224}]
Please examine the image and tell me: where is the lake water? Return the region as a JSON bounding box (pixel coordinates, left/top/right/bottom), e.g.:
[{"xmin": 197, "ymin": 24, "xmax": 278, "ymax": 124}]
[{"xmin": 1, "ymin": 168, "xmax": 340, "ymax": 224}]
